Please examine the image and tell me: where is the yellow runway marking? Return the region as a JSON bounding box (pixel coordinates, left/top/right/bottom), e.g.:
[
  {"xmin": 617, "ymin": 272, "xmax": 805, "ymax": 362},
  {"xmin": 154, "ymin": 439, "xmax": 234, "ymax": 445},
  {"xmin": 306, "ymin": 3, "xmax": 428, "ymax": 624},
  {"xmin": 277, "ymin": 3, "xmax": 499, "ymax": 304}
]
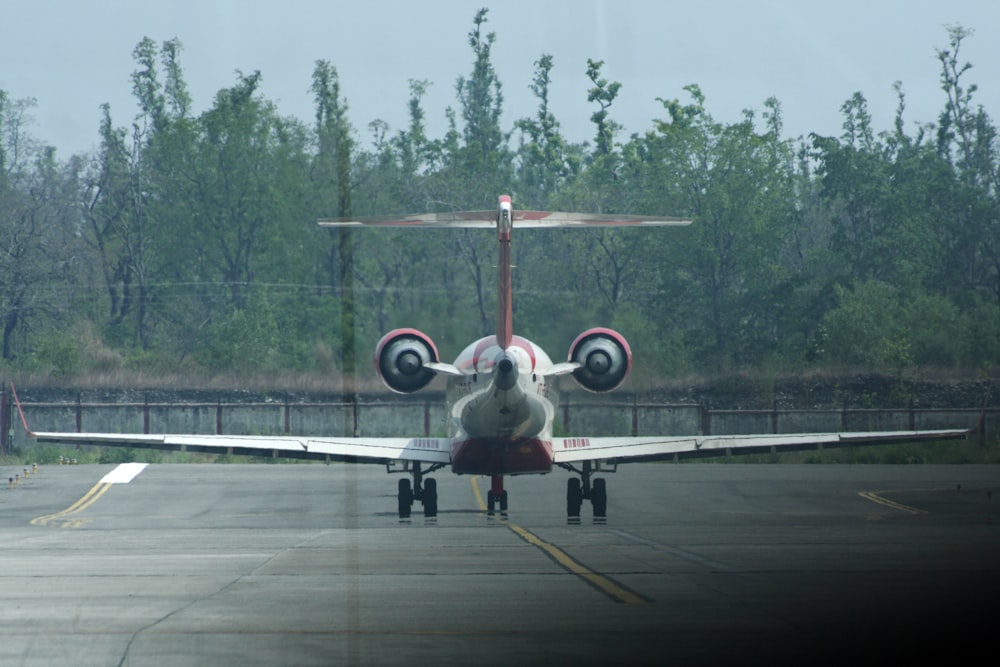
[
  {"xmin": 31, "ymin": 482, "xmax": 112, "ymax": 527},
  {"xmin": 470, "ymin": 475, "xmax": 487, "ymax": 510},
  {"xmin": 859, "ymin": 490, "xmax": 927, "ymax": 515},
  {"xmin": 470, "ymin": 477, "xmax": 648, "ymax": 604}
]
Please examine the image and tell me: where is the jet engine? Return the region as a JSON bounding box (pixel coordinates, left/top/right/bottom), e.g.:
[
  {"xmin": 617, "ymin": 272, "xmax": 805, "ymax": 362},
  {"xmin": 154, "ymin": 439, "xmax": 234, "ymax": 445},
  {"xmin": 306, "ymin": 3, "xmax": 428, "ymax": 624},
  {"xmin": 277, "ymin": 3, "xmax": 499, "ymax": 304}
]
[
  {"xmin": 567, "ymin": 328, "xmax": 632, "ymax": 392},
  {"xmin": 375, "ymin": 328, "xmax": 440, "ymax": 393}
]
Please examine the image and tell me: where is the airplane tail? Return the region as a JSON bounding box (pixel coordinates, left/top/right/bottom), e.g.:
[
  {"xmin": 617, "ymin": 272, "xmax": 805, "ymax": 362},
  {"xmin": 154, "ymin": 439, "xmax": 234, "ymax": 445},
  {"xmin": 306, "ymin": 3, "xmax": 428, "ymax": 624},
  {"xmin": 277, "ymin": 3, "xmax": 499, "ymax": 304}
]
[
  {"xmin": 496, "ymin": 195, "xmax": 513, "ymax": 349},
  {"xmin": 319, "ymin": 197, "xmax": 691, "ymax": 352}
]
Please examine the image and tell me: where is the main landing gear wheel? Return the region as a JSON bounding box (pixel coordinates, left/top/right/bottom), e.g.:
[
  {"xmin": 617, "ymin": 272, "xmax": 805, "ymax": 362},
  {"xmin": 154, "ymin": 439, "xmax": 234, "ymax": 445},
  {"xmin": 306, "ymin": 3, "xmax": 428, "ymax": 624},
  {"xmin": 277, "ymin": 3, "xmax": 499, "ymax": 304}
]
[
  {"xmin": 422, "ymin": 477, "xmax": 438, "ymax": 518},
  {"xmin": 396, "ymin": 461, "xmax": 445, "ymax": 520},
  {"xmin": 567, "ymin": 478, "xmax": 583, "ymax": 523},
  {"xmin": 398, "ymin": 478, "xmax": 413, "ymax": 519},
  {"xmin": 562, "ymin": 460, "xmax": 609, "ymax": 523},
  {"xmin": 591, "ymin": 477, "xmax": 607, "ymax": 520}
]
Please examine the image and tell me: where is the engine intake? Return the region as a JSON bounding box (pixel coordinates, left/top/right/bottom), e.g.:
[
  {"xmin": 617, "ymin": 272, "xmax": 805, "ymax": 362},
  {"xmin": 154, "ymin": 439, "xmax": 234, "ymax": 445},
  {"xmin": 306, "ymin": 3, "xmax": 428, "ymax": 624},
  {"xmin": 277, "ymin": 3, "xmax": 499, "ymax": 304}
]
[
  {"xmin": 375, "ymin": 329, "xmax": 440, "ymax": 393},
  {"xmin": 568, "ymin": 328, "xmax": 632, "ymax": 392}
]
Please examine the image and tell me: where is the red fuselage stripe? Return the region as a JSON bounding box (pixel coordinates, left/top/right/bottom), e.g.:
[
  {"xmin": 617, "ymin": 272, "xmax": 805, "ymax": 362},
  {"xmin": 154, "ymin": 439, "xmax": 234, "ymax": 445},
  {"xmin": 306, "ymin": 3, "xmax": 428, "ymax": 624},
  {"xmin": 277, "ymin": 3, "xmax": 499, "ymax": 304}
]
[{"xmin": 451, "ymin": 437, "xmax": 554, "ymax": 475}]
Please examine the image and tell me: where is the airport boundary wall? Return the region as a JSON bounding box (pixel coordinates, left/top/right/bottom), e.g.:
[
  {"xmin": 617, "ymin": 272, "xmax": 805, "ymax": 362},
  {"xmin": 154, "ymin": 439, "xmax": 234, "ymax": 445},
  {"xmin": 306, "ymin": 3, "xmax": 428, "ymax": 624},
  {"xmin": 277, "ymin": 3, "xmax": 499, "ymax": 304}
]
[{"xmin": 4, "ymin": 392, "xmax": 996, "ymax": 453}]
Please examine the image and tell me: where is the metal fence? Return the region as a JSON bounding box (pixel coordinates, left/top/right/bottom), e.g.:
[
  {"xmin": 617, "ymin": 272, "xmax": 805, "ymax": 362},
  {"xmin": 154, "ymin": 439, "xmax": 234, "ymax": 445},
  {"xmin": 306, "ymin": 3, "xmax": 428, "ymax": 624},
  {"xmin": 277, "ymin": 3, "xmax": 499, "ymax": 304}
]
[{"xmin": 4, "ymin": 390, "xmax": 995, "ymax": 454}]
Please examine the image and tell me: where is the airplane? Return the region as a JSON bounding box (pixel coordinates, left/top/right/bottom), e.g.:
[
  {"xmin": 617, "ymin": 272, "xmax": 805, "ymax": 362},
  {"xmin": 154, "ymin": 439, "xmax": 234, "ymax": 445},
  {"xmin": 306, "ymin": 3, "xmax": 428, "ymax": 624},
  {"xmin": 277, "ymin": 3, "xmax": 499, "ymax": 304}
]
[{"xmin": 17, "ymin": 195, "xmax": 969, "ymax": 521}]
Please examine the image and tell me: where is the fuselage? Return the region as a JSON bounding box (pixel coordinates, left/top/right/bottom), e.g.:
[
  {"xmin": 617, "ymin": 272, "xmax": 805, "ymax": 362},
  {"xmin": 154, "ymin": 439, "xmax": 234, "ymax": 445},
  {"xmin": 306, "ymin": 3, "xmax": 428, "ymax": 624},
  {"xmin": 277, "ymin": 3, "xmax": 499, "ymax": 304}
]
[{"xmin": 446, "ymin": 334, "xmax": 558, "ymax": 475}]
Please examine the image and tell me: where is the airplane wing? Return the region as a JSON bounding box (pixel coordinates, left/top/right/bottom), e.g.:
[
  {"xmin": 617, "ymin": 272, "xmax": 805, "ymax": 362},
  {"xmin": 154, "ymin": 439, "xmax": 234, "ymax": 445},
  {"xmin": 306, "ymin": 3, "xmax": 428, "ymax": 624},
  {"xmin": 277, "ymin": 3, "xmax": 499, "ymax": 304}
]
[
  {"xmin": 27, "ymin": 431, "xmax": 452, "ymax": 464},
  {"xmin": 552, "ymin": 429, "xmax": 969, "ymax": 464},
  {"xmin": 319, "ymin": 210, "xmax": 692, "ymax": 228}
]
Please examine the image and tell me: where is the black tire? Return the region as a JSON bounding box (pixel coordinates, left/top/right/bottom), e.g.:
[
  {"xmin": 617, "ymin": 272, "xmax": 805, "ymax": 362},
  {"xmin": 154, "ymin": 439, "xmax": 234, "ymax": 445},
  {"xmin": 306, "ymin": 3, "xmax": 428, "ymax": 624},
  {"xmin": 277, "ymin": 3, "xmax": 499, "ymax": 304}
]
[
  {"xmin": 591, "ymin": 478, "xmax": 607, "ymax": 517},
  {"xmin": 398, "ymin": 478, "xmax": 413, "ymax": 518},
  {"xmin": 567, "ymin": 478, "xmax": 583, "ymax": 517},
  {"xmin": 423, "ymin": 477, "xmax": 438, "ymax": 517}
]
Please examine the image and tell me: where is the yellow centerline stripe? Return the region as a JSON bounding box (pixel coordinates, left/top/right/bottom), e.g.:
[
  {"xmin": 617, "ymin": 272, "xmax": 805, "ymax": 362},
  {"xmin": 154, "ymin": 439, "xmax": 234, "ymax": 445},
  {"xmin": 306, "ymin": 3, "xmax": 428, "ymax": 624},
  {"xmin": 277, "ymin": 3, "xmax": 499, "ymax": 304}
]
[
  {"xmin": 471, "ymin": 475, "xmax": 488, "ymax": 511},
  {"xmin": 858, "ymin": 490, "xmax": 927, "ymax": 515},
  {"xmin": 470, "ymin": 477, "xmax": 648, "ymax": 604},
  {"xmin": 31, "ymin": 482, "xmax": 112, "ymax": 527}
]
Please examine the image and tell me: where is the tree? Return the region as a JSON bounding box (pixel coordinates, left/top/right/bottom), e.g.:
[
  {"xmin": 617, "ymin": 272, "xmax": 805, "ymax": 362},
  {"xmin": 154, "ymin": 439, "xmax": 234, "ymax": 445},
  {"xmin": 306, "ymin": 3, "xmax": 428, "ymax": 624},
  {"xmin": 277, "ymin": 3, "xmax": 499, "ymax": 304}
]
[
  {"xmin": 514, "ymin": 54, "xmax": 573, "ymax": 208},
  {"xmin": 311, "ymin": 60, "xmax": 358, "ymax": 378},
  {"xmin": 586, "ymin": 59, "xmax": 622, "ymax": 160},
  {"xmin": 935, "ymin": 26, "xmax": 1000, "ymax": 308},
  {"xmin": 446, "ymin": 7, "xmax": 511, "ymax": 206},
  {"xmin": 79, "ymin": 104, "xmax": 153, "ymax": 347},
  {"xmin": 640, "ymin": 87, "xmax": 798, "ymax": 368},
  {"xmin": 0, "ymin": 95, "xmax": 79, "ymax": 361}
]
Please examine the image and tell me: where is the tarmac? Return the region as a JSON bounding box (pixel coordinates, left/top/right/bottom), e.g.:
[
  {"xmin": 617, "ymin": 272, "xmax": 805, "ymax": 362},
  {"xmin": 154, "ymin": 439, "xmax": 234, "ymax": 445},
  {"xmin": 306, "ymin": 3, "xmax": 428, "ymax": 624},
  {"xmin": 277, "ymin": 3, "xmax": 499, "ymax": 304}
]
[{"xmin": 1, "ymin": 461, "xmax": 997, "ymax": 666}]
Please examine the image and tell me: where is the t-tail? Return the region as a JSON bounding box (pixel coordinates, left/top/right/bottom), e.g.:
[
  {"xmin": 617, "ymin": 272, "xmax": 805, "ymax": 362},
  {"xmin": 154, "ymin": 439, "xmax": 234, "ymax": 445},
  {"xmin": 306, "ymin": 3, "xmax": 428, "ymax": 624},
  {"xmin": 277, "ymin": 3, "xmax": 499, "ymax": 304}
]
[
  {"xmin": 318, "ymin": 196, "xmax": 693, "ymax": 395},
  {"xmin": 496, "ymin": 195, "xmax": 514, "ymax": 350}
]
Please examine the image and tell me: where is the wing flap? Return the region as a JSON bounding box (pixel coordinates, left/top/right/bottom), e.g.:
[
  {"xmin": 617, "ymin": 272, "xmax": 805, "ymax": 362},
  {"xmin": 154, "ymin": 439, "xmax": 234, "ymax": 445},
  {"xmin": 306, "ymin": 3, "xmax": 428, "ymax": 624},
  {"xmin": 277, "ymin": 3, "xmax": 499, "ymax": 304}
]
[{"xmin": 553, "ymin": 429, "xmax": 969, "ymax": 463}]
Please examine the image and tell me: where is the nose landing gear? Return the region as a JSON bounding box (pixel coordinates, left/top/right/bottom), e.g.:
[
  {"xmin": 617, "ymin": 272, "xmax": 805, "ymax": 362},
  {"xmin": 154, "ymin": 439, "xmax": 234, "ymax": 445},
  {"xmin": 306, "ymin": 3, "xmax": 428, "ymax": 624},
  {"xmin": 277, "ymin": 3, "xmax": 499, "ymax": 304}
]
[{"xmin": 487, "ymin": 474, "xmax": 508, "ymax": 518}]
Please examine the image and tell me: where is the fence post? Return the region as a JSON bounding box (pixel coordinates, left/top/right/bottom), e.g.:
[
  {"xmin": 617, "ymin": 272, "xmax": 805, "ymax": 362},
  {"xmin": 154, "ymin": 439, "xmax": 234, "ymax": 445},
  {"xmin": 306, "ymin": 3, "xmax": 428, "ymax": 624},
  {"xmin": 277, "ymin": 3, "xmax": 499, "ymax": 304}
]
[
  {"xmin": 1, "ymin": 388, "xmax": 8, "ymax": 457},
  {"xmin": 632, "ymin": 396, "xmax": 638, "ymax": 437}
]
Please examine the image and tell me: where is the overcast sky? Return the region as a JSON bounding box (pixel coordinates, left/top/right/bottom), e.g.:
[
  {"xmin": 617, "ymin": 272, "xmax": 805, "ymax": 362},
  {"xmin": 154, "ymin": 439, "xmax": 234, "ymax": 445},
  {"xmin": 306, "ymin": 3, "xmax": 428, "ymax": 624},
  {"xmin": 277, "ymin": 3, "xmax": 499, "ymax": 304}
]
[{"xmin": 3, "ymin": 0, "xmax": 999, "ymax": 158}]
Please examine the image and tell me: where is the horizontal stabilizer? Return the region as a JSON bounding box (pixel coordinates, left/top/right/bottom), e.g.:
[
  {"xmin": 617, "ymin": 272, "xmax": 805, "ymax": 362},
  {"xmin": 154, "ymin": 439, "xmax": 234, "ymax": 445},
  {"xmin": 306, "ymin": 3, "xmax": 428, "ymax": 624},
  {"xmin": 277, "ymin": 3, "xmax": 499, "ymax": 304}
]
[{"xmin": 319, "ymin": 211, "xmax": 692, "ymax": 228}]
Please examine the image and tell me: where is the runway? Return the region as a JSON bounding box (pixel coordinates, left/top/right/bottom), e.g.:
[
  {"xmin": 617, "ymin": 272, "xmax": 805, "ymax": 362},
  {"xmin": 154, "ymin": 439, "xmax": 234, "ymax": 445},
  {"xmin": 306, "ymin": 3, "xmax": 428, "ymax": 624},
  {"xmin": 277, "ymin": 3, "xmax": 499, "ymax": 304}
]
[{"xmin": 1, "ymin": 462, "xmax": 997, "ymax": 666}]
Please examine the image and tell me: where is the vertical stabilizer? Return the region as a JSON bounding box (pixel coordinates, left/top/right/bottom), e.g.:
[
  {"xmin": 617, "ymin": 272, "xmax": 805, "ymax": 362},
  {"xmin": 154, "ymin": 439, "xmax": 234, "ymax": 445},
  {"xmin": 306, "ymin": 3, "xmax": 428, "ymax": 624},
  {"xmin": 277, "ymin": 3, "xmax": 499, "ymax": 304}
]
[{"xmin": 496, "ymin": 195, "xmax": 513, "ymax": 350}]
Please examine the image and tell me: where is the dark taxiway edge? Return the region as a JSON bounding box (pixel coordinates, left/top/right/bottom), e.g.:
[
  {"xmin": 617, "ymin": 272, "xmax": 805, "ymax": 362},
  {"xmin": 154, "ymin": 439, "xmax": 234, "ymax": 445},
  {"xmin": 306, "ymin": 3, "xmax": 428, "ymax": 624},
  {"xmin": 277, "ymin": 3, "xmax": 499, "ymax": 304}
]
[{"xmin": 0, "ymin": 462, "xmax": 997, "ymax": 666}]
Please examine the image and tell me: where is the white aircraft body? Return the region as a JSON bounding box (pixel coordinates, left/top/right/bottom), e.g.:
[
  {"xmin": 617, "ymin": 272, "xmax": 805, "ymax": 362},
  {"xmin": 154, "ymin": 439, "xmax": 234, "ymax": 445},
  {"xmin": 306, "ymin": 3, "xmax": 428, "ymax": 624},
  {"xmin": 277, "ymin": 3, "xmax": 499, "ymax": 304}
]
[{"xmin": 21, "ymin": 196, "xmax": 968, "ymax": 519}]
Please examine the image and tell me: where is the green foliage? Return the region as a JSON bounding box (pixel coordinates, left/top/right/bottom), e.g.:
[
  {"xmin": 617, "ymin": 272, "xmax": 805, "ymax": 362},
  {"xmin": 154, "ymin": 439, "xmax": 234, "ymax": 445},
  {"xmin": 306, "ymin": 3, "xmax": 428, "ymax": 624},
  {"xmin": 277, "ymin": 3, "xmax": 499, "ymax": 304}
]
[
  {"xmin": 0, "ymin": 16, "xmax": 996, "ymax": 384},
  {"xmin": 818, "ymin": 280, "xmax": 981, "ymax": 369},
  {"xmin": 19, "ymin": 333, "xmax": 84, "ymax": 378},
  {"xmin": 197, "ymin": 293, "xmax": 280, "ymax": 372},
  {"xmin": 514, "ymin": 54, "xmax": 575, "ymax": 207}
]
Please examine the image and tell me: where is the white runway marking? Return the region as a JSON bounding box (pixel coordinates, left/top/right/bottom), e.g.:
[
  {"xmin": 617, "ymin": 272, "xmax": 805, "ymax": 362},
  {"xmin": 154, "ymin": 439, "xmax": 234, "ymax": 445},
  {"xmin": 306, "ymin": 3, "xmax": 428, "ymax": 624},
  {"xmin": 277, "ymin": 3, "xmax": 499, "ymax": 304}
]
[{"xmin": 100, "ymin": 462, "xmax": 148, "ymax": 484}]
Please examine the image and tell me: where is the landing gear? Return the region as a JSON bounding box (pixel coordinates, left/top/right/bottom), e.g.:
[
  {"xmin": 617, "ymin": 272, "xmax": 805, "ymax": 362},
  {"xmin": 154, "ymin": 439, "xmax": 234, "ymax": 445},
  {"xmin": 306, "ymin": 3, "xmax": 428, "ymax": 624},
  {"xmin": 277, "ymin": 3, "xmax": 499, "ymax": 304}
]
[
  {"xmin": 560, "ymin": 460, "xmax": 609, "ymax": 523},
  {"xmin": 398, "ymin": 478, "xmax": 413, "ymax": 518},
  {"xmin": 591, "ymin": 477, "xmax": 607, "ymax": 520},
  {"xmin": 567, "ymin": 478, "xmax": 583, "ymax": 522},
  {"xmin": 422, "ymin": 478, "xmax": 438, "ymax": 517},
  {"xmin": 395, "ymin": 461, "xmax": 443, "ymax": 520},
  {"xmin": 487, "ymin": 475, "xmax": 508, "ymax": 518}
]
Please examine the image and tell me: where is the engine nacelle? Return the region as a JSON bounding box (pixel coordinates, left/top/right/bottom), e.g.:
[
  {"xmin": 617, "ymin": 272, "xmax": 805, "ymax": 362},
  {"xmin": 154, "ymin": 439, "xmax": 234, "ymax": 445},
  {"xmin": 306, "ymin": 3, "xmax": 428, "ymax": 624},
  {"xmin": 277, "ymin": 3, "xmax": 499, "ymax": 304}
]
[
  {"xmin": 567, "ymin": 328, "xmax": 632, "ymax": 392},
  {"xmin": 375, "ymin": 328, "xmax": 440, "ymax": 393}
]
